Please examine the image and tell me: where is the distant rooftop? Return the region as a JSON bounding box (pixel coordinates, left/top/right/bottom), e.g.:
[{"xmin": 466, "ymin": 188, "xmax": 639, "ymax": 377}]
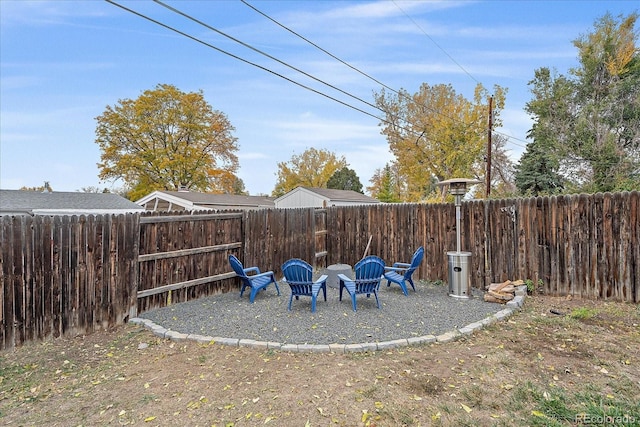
[{"xmin": 0, "ymin": 189, "xmax": 144, "ymax": 215}]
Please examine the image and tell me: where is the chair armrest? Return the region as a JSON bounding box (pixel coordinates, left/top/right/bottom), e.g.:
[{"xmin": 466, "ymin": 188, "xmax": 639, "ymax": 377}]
[
  {"xmin": 312, "ymin": 275, "xmax": 328, "ymax": 295},
  {"xmin": 337, "ymin": 273, "xmax": 353, "ymax": 283},
  {"xmin": 393, "ymin": 262, "xmax": 411, "ymax": 268},
  {"xmin": 314, "ymin": 274, "xmax": 328, "ymax": 285},
  {"xmin": 337, "ymin": 273, "xmax": 355, "ymax": 293},
  {"xmin": 243, "ymin": 266, "xmax": 261, "ymax": 275},
  {"xmin": 385, "ymin": 266, "xmax": 407, "ymax": 272},
  {"xmin": 249, "ymin": 271, "xmax": 274, "ymax": 280}
]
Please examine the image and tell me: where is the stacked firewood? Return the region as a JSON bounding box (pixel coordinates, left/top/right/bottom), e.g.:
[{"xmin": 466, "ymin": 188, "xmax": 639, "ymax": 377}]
[{"xmin": 484, "ymin": 279, "xmax": 524, "ymax": 303}]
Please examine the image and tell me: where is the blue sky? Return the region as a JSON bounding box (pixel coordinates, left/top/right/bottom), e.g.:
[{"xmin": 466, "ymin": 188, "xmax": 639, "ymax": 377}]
[{"xmin": 1, "ymin": 1, "xmax": 637, "ymax": 196}]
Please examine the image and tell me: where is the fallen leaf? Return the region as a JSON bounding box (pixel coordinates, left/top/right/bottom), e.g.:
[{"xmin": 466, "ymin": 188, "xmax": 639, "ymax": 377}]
[{"xmin": 461, "ymin": 403, "xmax": 472, "ymax": 413}]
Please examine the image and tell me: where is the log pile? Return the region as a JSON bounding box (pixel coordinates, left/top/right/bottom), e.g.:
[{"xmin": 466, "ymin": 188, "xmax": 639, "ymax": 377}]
[{"xmin": 484, "ymin": 279, "xmax": 525, "ymax": 303}]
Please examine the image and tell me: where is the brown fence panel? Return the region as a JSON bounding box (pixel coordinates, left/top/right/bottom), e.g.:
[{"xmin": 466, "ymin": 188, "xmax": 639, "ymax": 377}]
[
  {"xmin": 243, "ymin": 208, "xmax": 317, "ymax": 274},
  {"xmin": 1, "ymin": 216, "xmax": 13, "ymax": 349},
  {"xmin": 0, "ymin": 214, "xmax": 138, "ymax": 351},
  {"xmin": 137, "ymin": 212, "xmax": 242, "ymax": 313},
  {"xmin": 631, "ymin": 192, "xmax": 640, "ymax": 303}
]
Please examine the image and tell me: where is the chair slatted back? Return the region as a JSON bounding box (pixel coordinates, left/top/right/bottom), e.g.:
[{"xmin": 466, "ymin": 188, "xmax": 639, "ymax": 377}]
[
  {"xmin": 282, "ymin": 258, "xmax": 314, "ymax": 294},
  {"xmin": 404, "ymin": 246, "xmax": 425, "ymax": 279},
  {"xmin": 354, "ymin": 256, "xmax": 385, "ymax": 292},
  {"xmin": 229, "ymin": 255, "xmax": 247, "ymax": 278}
]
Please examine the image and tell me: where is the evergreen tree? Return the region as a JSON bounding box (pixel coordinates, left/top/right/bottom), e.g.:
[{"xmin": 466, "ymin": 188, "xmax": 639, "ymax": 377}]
[
  {"xmin": 514, "ymin": 140, "xmax": 564, "ymax": 196},
  {"xmin": 326, "ymin": 167, "xmax": 363, "ymax": 193}
]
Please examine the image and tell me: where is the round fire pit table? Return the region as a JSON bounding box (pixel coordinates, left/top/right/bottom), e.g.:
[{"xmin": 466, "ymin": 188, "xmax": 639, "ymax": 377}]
[{"xmin": 324, "ymin": 263, "xmax": 353, "ymax": 289}]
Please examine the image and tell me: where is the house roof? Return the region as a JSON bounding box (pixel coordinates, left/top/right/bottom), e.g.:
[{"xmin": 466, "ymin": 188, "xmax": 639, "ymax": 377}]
[
  {"xmin": 274, "ymin": 187, "xmax": 379, "ymax": 205},
  {"xmin": 298, "ymin": 187, "xmax": 379, "ymax": 203},
  {"xmin": 136, "ymin": 190, "xmax": 275, "ymax": 211},
  {"xmin": 0, "ymin": 189, "xmax": 144, "ymax": 215}
]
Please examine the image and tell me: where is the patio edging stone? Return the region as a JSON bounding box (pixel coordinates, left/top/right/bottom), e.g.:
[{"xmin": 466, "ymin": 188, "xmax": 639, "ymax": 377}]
[{"xmin": 129, "ymin": 285, "xmax": 528, "ymax": 353}]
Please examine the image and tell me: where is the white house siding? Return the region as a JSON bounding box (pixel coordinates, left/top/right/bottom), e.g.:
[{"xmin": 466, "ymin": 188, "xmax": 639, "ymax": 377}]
[
  {"xmin": 274, "ymin": 187, "xmax": 380, "ymax": 209},
  {"xmin": 276, "ymin": 189, "xmax": 326, "ymax": 209}
]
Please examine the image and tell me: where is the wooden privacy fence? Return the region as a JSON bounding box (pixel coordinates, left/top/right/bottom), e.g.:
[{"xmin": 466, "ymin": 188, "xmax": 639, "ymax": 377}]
[
  {"xmin": 0, "ymin": 214, "xmax": 138, "ymax": 351},
  {"xmin": 1, "ymin": 191, "xmax": 638, "ymax": 350}
]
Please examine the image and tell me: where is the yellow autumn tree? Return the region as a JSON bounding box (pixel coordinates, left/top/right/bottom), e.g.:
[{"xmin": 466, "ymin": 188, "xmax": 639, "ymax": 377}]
[
  {"xmin": 374, "ymin": 83, "xmax": 506, "ymax": 201},
  {"xmin": 272, "ymin": 148, "xmax": 348, "ymax": 197},
  {"xmin": 95, "ymin": 84, "xmax": 239, "ymax": 201}
]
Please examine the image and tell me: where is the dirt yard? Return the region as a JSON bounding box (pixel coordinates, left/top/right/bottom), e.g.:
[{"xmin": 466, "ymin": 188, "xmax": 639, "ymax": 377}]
[{"xmin": 1, "ymin": 295, "xmax": 639, "ymax": 426}]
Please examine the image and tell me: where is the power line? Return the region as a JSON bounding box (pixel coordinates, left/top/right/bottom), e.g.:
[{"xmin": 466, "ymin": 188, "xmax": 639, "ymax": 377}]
[
  {"xmin": 105, "ymin": 0, "xmax": 387, "ymax": 125},
  {"xmin": 153, "ymin": 0, "xmax": 386, "ymax": 116},
  {"xmin": 391, "ymin": 1, "xmax": 531, "ymax": 151},
  {"xmin": 391, "ymin": 0, "xmax": 480, "ymax": 86},
  {"xmin": 241, "ymin": 0, "xmax": 529, "ymax": 150},
  {"xmin": 240, "ymin": 0, "xmax": 401, "ymax": 96},
  {"xmin": 240, "ymin": 0, "xmax": 469, "ymax": 125},
  {"xmin": 107, "ymin": 0, "xmax": 527, "ymax": 154},
  {"xmin": 238, "ymin": 0, "xmax": 488, "ymax": 140}
]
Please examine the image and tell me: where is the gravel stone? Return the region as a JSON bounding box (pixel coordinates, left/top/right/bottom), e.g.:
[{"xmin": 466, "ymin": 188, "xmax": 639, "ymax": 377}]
[{"xmin": 139, "ymin": 281, "xmax": 505, "ymax": 346}]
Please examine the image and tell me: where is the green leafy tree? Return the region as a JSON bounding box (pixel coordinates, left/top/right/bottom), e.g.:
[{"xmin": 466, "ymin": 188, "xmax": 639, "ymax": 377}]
[
  {"xmin": 230, "ymin": 176, "xmax": 248, "ymax": 195},
  {"xmin": 375, "ymin": 83, "xmax": 506, "ymax": 201},
  {"xmin": 367, "ymin": 163, "xmax": 403, "ymax": 202},
  {"xmin": 327, "ymin": 167, "xmax": 363, "ymax": 193},
  {"xmin": 95, "ymin": 84, "xmax": 239, "ymax": 201},
  {"xmin": 521, "ymin": 12, "xmax": 640, "ymax": 194},
  {"xmin": 272, "ymin": 148, "xmax": 347, "ymax": 197},
  {"xmin": 516, "ymin": 68, "xmax": 569, "ymax": 196}
]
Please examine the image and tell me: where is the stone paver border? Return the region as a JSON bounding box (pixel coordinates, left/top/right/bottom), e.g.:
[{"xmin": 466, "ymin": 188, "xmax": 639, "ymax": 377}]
[{"xmin": 130, "ymin": 286, "xmax": 528, "ymax": 353}]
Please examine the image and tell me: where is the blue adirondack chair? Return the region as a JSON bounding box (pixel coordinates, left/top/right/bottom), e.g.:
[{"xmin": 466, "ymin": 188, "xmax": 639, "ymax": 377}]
[
  {"xmin": 281, "ymin": 258, "xmax": 328, "ymax": 312},
  {"xmin": 384, "ymin": 246, "xmax": 424, "ymax": 296},
  {"xmin": 228, "ymin": 255, "xmax": 280, "ymax": 303},
  {"xmin": 338, "ymin": 255, "xmax": 385, "ymax": 311}
]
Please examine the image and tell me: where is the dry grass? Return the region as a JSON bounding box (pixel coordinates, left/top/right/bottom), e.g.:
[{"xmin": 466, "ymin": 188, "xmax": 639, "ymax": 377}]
[{"xmin": 1, "ymin": 295, "xmax": 639, "ymax": 426}]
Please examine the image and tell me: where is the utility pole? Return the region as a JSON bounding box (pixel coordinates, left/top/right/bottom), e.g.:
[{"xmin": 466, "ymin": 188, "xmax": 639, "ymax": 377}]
[{"xmin": 486, "ymin": 96, "xmax": 493, "ymax": 198}]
